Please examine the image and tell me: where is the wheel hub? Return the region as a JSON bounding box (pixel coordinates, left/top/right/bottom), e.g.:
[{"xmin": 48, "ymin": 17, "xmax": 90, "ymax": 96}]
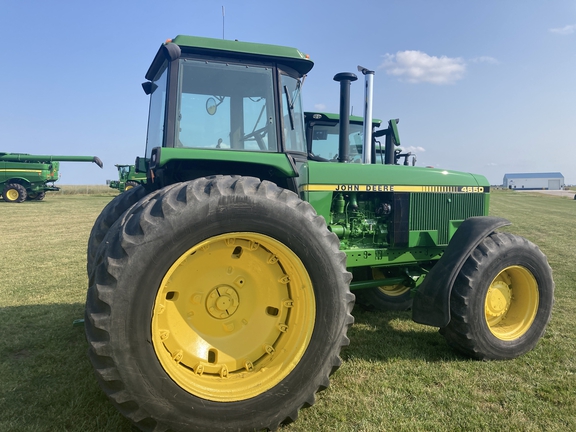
[
  {"xmin": 485, "ymin": 280, "xmax": 512, "ymax": 318},
  {"xmin": 6, "ymin": 189, "xmax": 18, "ymax": 201},
  {"xmin": 206, "ymin": 286, "xmax": 239, "ymax": 319}
]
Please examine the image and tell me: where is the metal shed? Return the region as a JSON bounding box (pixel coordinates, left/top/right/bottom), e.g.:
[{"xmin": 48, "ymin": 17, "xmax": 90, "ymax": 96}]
[{"xmin": 503, "ymin": 172, "xmax": 564, "ymax": 190}]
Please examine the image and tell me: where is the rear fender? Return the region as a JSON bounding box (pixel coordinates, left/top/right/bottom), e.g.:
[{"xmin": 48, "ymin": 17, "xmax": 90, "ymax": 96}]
[
  {"xmin": 412, "ymin": 216, "xmax": 511, "ymax": 327},
  {"xmin": 2, "ymin": 178, "xmax": 31, "ymax": 189}
]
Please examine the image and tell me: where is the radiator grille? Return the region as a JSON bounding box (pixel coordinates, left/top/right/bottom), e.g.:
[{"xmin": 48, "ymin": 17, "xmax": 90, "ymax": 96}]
[{"xmin": 409, "ymin": 193, "xmax": 486, "ymax": 245}]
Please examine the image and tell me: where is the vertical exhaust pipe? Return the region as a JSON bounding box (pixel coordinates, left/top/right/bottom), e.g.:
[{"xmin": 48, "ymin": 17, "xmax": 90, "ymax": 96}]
[
  {"xmin": 358, "ymin": 66, "xmax": 375, "ymax": 164},
  {"xmin": 333, "ymin": 72, "xmax": 357, "ymax": 163}
]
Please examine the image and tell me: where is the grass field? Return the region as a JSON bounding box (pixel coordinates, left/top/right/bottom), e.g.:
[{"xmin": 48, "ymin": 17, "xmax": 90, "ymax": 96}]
[{"xmin": 0, "ymin": 190, "xmax": 574, "ymax": 431}]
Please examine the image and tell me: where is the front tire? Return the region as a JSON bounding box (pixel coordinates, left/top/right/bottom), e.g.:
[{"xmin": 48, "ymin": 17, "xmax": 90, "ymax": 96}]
[
  {"xmin": 85, "ymin": 176, "xmax": 354, "ymax": 431},
  {"xmin": 2, "ymin": 183, "xmax": 27, "ymax": 203},
  {"xmin": 441, "ymin": 232, "xmax": 554, "ymax": 360}
]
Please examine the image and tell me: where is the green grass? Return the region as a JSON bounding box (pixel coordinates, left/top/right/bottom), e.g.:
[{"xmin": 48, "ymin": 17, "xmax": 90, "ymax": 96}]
[
  {"xmin": 51, "ymin": 184, "xmax": 118, "ymax": 196},
  {"xmin": 0, "ymin": 191, "xmax": 574, "ymax": 431}
]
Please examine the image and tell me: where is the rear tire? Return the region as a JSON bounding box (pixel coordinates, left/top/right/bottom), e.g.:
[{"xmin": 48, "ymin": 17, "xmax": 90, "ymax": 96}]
[
  {"xmin": 2, "ymin": 183, "xmax": 27, "ymax": 203},
  {"xmin": 124, "ymin": 181, "xmax": 139, "ymax": 191},
  {"xmin": 86, "ymin": 185, "xmax": 148, "ymax": 276},
  {"xmin": 355, "ymin": 268, "xmax": 412, "ymax": 311},
  {"xmin": 27, "ymin": 191, "xmax": 46, "ymax": 201},
  {"xmin": 85, "ymin": 176, "xmax": 354, "ymax": 432},
  {"xmin": 441, "ymin": 232, "xmax": 554, "ymax": 360}
]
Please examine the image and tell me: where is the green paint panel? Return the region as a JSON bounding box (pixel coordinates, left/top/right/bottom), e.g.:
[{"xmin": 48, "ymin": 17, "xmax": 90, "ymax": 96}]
[
  {"xmin": 345, "ymin": 246, "xmax": 444, "ymax": 268},
  {"xmin": 156, "ymin": 147, "xmax": 297, "ymax": 177},
  {"xmin": 305, "ymin": 162, "xmax": 489, "ymax": 187}
]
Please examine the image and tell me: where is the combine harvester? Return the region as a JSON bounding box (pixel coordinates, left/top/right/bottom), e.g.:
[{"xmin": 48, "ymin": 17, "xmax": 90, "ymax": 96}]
[{"xmin": 0, "ymin": 153, "xmax": 103, "ymax": 202}]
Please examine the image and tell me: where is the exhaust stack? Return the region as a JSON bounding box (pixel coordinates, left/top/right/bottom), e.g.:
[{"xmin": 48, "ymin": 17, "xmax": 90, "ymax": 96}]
[
  {"xmin": 358, "ymin": 66, "xmax": 375, "ymax": 164},
  {"xmin": 333, "ymin": 72, "xmax": 357, "ymax": 163}
]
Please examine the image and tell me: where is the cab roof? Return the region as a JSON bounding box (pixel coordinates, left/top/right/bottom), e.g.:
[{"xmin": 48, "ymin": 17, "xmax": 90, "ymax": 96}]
[
  {"xmin": 304, "ymin": 112, "xmax": 382, "ymax": 127},
  {"xmin": 146, "ymin": 35, "xmax": 314, "ymax": 78}
]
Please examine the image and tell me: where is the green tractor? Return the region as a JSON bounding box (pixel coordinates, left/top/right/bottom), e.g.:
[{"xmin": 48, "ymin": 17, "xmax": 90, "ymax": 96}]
[
  {"xmin": 0, "ymin": 153, "xmax": 103, "ymax": 203},
  {"xmin": 305, "ymin": 111, "xmax": 416, "ymax": 165},
  {"xmin": 107, "ymin": 164, "xmax": 147, "ymax": 192},
  {"xmin": 85, "ymin": 35, "xmax": 554, "ymax": 432}
]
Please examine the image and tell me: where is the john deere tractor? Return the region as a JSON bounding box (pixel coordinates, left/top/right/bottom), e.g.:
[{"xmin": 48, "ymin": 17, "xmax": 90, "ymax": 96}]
[
  {"xmin": 85, "ymin": 35, "xmax": 554, "ymax": 432},
  {"xmin": 0, "ymin": 153, "xmax": 103, "ymax": 202},
  {"xmin": 107, "ymin": 164, "xmax": 147, "ymax": 192}
]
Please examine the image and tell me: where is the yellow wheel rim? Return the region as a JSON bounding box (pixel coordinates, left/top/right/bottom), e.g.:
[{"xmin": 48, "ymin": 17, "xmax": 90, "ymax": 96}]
[
  {"xmin": 125, "ymin": 185, "xmax": 133, "ymax": 190},
  {"xmin": 484, "ymin": 265, "xmax": 539, "ymax": 340},
  {"xmin": 372, "ymin": 268, "xmax": 410, "ymax": 297},
  {"xmin": 6, "ymin": 188, "xmax": 19, "ymax": 201},
  {"xmin": 152, "ymin": 232, "xmax": 315, "ymax": 402}
]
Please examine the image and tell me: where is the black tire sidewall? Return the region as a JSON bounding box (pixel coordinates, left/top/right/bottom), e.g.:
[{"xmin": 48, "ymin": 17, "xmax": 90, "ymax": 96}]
[
  {"xmin": 100, "ymin": 179, "xmax": 350, "ymax": 430},
  {"xmin": 3, "ymin": 183, "xmax": 27, "ymax": 203},
  {"xmin": 453, "ymin": 234, "xmax": 554, "ymax": 358},
  {"xmin": 86, "ymin": 185, "xmax": 148, "ymax": 275}
]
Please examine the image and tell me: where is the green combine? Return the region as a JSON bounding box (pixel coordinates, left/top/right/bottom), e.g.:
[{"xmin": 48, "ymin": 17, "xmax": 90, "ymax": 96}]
[
  {"xmin": 107, "ymin": 164, "xmax": 146, "ymax": 192},
  {"xmin": 0, "ymin": 153, "xmax": 103, "ymax": 202},
  {"xmin": 85, "ymin": 35, "xmax": 554, "ymax": 432}
]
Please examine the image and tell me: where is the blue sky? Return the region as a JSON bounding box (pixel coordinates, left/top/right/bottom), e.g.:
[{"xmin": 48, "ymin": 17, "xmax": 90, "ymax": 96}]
[{"xmin": 1, "ymin": 0, "xmax": 574, "ymax": 185}]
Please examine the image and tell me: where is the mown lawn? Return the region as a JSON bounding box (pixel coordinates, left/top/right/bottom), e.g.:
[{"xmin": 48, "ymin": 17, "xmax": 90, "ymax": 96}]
[{"xmin": 0, "ymin": 190, "xmax": 574, "ymax": 431}]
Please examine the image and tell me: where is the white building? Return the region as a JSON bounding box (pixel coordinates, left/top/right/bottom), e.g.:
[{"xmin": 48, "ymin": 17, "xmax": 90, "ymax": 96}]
[{"xmin": 503, "ymin": 172, "xmax": 564, "ymax": 190}]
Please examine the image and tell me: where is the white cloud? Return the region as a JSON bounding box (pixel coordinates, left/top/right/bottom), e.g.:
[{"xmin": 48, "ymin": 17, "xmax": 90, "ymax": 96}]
[
  {"xmin": 379, "ymin": 51, "xmax": 466, "ymax": 85},
  {"xmin": 470, "ymin": 56, "xmax": 499, "ymax": 64},
  {"xmin": 403, "ymin": 146, "xmax": 426, "ymax": 153},
  {"xmin": 314, "ymin": 103, "xmax": 326, "ymax": 111},
  {"xmin": 549, "ymin": 24, "xmax": 576, "ymax": 35}
]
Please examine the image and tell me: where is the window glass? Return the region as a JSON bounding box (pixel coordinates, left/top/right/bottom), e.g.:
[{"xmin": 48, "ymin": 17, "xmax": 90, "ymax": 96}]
[
  {"xmin": 145, "ymin": 65, "xmax": 168, "ymax": 158},
  {"xmin": 281, "ymin": 74, "xmax": 306, "ymax": 153},
  {"xmin": 310, "ymin": 122, "xmax": 365, "ymax": 161},
  {"xmin": 176, "ymin": 59, "xmax": 277, "ymax": 152}
]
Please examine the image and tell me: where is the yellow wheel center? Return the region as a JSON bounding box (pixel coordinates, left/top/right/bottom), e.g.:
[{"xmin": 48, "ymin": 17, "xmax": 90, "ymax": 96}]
[
  {"xmin": 485, "ymin": 281, "xmax": 512, "ymax": 318},
  {"xmin": 484, "ymin": 266, "xmax": 539, "ymax": 341},
  {"xmin": 6, "ymin": 189, "xmax": 19, "ymax": 201},
  {"xmin": 151, "ymin": 232, "xmax": 315, "ymax": 402},
  {"xmin": 206, "ymin": 286, "xmax": 239, "ymax": 318}
]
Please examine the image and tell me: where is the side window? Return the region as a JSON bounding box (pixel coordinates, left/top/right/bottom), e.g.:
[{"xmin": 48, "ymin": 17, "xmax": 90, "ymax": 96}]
[
  {"xmin": 145, "ymin": 65, "xmax": 168, "ymax": 158},
  {"xmin": 281, "ymin": 74, "xmax": 306, "ymax": 153}
]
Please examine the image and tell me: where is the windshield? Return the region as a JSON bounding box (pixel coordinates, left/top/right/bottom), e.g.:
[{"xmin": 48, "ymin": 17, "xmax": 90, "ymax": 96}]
[
  {"xmin": 310, "ymin": 122, "xmax": 365, "ymax": 161},
  {"xmin": 175, "ymin": 59, "xmax": 278, "ymax": 152}
]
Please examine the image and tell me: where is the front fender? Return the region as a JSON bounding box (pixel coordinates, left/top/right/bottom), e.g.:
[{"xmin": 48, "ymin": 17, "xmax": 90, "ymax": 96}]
[{"xmin": 412, "ymin": 216, "xmax": 511, "ymax": 328}]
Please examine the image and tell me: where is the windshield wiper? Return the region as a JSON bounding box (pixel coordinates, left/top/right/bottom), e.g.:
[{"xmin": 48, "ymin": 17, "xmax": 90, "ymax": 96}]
[{"xmin": 283, "ymin": 85, "xmax": 295, "ymax": 130}]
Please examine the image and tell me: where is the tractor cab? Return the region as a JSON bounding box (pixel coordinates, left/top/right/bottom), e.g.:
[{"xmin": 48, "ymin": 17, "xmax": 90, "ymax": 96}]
[{"xmin": 139, "ymin": 36, "xmax": 313, "ymax": 189}]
